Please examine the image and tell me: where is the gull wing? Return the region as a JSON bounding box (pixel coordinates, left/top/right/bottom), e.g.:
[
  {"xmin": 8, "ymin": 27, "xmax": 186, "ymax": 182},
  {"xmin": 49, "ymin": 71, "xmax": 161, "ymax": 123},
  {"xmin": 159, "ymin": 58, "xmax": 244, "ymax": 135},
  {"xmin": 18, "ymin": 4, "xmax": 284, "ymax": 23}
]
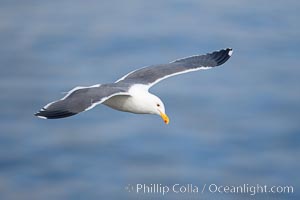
[
  {"xmin": 35, "ymin": 84, "xmax": 129, "ymax": 119},
  {"xmin": 116, "ymin": 48, "xmax": 232, "ymax": 89}
]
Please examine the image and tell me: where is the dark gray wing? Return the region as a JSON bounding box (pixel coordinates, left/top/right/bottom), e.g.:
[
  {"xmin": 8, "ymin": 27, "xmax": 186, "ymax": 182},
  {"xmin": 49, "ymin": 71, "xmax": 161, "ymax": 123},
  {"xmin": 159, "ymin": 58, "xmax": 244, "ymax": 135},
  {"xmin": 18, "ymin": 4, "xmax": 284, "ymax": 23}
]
[
  {"xmin": 116, "ymin": 48, "xmax": 232, "ymax": 88},
  {"xmin": 35, "ymin": 84, "xmax": 129, "ymax": 119}
]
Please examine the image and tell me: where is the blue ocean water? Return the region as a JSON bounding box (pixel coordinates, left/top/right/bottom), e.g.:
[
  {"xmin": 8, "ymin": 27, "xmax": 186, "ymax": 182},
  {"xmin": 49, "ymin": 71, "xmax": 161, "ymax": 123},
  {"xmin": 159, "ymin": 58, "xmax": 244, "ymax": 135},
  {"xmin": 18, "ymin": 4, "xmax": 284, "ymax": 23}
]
[{"xmin": 0, "ymin": 0, "xmax": 299, "ymax": 199}]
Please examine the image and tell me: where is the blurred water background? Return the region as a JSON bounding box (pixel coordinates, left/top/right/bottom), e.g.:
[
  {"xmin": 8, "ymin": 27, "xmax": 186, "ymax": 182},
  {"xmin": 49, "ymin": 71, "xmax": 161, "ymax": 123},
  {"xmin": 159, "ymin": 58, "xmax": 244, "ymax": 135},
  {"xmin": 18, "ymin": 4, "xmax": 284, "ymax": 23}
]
[{"xmin": 0, "ymin": 0, "xmax": 299, "ymax": 199}]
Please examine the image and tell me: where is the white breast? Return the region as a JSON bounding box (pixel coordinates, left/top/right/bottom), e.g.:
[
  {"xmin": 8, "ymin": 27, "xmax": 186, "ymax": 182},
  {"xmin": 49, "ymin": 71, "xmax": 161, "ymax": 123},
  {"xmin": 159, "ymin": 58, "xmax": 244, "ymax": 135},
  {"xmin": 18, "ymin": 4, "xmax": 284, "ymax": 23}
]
[{"xmin": 103, "ymin": 84, "xmax": 154, "ymax": 114}]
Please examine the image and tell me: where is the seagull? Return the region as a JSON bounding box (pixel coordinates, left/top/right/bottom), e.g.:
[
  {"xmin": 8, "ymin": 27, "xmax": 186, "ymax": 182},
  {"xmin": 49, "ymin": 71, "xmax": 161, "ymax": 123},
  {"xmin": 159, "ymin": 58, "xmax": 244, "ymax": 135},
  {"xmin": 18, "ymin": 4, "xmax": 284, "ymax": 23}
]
[{"xmin": 35, "ymin": 48, "xmax": 233, "ymax": 124}]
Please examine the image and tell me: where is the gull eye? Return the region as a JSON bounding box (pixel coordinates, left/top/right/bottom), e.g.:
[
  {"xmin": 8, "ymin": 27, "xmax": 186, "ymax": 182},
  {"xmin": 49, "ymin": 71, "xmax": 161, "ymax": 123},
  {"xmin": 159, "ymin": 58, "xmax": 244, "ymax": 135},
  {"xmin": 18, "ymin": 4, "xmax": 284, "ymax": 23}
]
[{"xmin": 157, "ymin": 103, "xmax": 160, "ymax": 107}]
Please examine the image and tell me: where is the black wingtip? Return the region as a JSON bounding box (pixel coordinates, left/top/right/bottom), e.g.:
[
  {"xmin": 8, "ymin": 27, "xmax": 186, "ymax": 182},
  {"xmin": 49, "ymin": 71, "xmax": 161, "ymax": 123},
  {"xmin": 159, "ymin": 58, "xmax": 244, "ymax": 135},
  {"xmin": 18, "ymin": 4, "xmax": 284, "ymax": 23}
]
[
  {"xmin": 34, "ymin": 109, "xmax": 77, "ymax": 119},
  {"xmin": 212, "ymin": 48, "xmax": 233, "ymax": 66}
]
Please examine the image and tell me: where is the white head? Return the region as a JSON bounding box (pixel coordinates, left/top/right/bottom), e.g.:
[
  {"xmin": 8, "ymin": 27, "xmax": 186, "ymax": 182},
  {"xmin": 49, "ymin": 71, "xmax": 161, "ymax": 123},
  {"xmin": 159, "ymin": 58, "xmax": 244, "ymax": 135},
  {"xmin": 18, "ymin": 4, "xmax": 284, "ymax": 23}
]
[
  {"xmin": 145, "ymin": 93, "xmax": 169, "ymax": 124},
  {"xmin": 127, "ymin": 85, "xmax": 170, "ymax": 124}
]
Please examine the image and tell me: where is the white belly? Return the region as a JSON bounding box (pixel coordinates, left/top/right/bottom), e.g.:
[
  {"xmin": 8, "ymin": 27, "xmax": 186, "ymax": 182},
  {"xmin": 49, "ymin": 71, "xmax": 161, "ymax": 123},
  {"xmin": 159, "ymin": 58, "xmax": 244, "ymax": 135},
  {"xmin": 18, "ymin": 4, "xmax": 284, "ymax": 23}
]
[{"xmin": 103, "ymin": 95, "xmax": 148, "ymax": 114}]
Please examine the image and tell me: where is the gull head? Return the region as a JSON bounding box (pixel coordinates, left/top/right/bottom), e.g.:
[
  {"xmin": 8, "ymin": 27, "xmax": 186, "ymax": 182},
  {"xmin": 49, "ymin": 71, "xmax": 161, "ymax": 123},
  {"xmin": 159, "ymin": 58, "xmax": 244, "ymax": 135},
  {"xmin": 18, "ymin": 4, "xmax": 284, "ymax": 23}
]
[
  {"xmin": 127, "ymin": 85, "xmax": 169, "ymax": 124},
  {"xmin": 147, "ymin": 94, "xmax": 169, "ymax": 124}
]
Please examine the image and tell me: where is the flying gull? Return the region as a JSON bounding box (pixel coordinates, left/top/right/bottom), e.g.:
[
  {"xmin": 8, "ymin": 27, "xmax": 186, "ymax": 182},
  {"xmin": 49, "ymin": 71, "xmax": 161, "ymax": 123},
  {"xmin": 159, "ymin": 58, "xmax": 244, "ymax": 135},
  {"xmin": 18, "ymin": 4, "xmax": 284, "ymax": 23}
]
[{"xmin": 35, "ymin": 48, "xmax": 233, "ymax": 124}]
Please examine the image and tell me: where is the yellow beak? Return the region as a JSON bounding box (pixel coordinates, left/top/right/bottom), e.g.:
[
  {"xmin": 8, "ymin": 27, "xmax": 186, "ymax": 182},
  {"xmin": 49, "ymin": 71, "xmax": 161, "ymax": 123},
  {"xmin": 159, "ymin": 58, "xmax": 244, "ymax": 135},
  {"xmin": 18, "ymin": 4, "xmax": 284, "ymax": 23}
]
[{"xmin": 159, "ymin": 111, "xmax": 169, "ymax": 124}]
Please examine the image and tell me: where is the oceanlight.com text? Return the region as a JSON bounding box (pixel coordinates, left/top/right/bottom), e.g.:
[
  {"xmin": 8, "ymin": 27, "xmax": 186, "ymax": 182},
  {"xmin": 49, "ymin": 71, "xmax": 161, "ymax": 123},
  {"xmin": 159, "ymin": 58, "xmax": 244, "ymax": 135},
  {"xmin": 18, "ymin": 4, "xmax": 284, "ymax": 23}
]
[{"xmin": 125, "ymin": 183, "xmax": 294, "ymax": 196}]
